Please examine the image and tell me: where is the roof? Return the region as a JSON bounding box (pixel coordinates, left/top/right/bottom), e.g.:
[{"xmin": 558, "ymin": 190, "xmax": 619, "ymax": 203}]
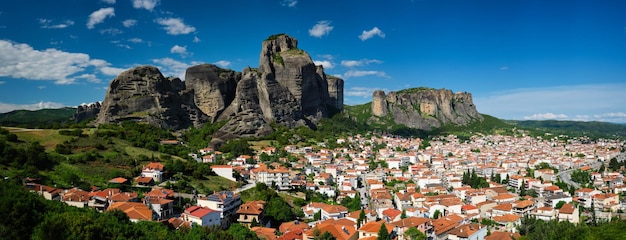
[
  {"xmin": 144, "ymin": 162, "xmax": 164, "ymax": 170},
  {"xmin": 185, "ymin": 206, "xmax": 217, "ymax": 218},
  {"xmin": 448, "ymin": 223, "xmax": 482, "ymax": 238},
  {"xmin": 358, "ymin": 221, "xmax": 393, "ymax": 234},
  {"xmin": 109, "ymin": 177, "xmax": 128, "ymax": 184},
  {"xmin": 305, "ymin": 219, "xmax": 357, "ymax": 240},
  {"xmin": 485, "ymin": 231, "xmax": 521, "ymax": 240},
  {"xmin": 492, "ymin": 203, "xmax": 513, "ymax": 211},
  {"xmin": 559, "ymin": 203, "xmax": 576, "ymax": 214},
  {"xmin": 107, "ymin": 202, "xmax": 152, "ymax": 221},
  {"xmin": 238, "ymin": 200, "xmax": 266, "ymax": 215},
  {"xmin": 389, "ymin": 216, "xmax": 430, "ymax": 228},
  {"xmin": 251, "ymin": 227, "xmax": 277, "ymax": 240},
  {"xmin": 493, "ymin": 214, "xmax": 520, "ymax": 223},
  {"xmin": 381, "ymin": 208, "xmax": 402, "ymax": 220},
  {"xmin": 431, "ymin": 217, "xmax": 459, "ymax": 235},
  {"xmin": 144, "ymin": 188, "xmax": 174, "ymax": 198},
  {"xmin": 279, "ymin": 220, "xmax": 309, "ymax": 233}
]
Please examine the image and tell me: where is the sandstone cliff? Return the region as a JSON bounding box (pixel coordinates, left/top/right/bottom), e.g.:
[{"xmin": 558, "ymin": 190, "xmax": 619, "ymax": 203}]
[
  {"xmin": 74, "ymin": 102, "xmax": 101, "ymax": 123},
  {"xmin": 95, "ymin": 34, "xmax": 343, "ymax": 139},
  {"xmin": 370, "ymin": 88, "xmax": 483, "ymax": 130}
]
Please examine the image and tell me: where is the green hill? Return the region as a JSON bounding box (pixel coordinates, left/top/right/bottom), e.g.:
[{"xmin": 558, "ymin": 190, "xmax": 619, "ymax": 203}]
[
  {"xmin": 505, "ymin": 119, "xmax": 626, "ymax": 139},
  {"xmin": 0, "ymin": 108, "xmax": 75, "ymax": 127}
]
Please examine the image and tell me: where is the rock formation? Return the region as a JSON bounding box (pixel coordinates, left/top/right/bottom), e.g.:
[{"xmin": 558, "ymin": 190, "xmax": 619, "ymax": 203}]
[
  {"xmin": 95, "ymin": 34, "xmax": 344, "ymax": 139},
  {"xmin": 370, "ymin": 88, "xmax": 482, "ymax": 130},
  {"xmin": 95, "ymin": 66, "xmax": 209, "ymax": 130},
  {"xmin": 74, "ymin": 102, "xmax": 101, "ymax": 123}
]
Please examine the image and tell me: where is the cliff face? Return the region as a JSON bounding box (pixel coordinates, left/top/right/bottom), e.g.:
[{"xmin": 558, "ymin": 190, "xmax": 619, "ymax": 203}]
[
  {"xmin": 371, "ymin": 88, "xmax": 483, "ymax": 130},
  {"xmin": 96, "ymin": 34, "xmax": 343, "ymax": 139},
  {"xmin": 74, "ymin": 102, "xmax": 101, "ymax": 123},
  {"xmin": 95, "ymin": 66, "xmax": 209, "ymax": 130}
]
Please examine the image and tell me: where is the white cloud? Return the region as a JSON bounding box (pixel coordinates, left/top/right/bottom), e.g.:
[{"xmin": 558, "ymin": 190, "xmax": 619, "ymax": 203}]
[
  {"xmin": 102, "ymin": 0, "xmax": 116, "ymax": 4},
  {"xmin": 340, "ymin": 59, "xmax": 383, "ymax": 67},
  {"xmin": 500, "ymin": 66, "xmax": 509, "ymax": 70},
  {"xmin": 100, "ymin": 66, "xmax": 126, "ymax": 76},
  {"xmin": 122, "ymin": 19, "xmax": 137, "ymax": 28},
  {"xmin": 214, "ymin": 60, "xmax": 231, "ymax": 68},
  {"xmin": 523, "ymin": 113, "xmax": 569, "ymax": 120},
  {"xmin": 359, "ymin": 27, "xmax": 385, "ymax": 41},
  {"xmin": 308, "ymin": 20, "xmax": 333, "ymax": 38},
  {"xmin": 39, "ymin": 19, "xmax": 75, "ymax": 29},
  {"xmin": 87, "ymin": 7, "xmax": 115, "ymax": 29},
  {"xmin": 128, "ymin": 38, "xmax": 143, "ymax": 43},
  {"xmin": 38, "ymin": 85, "xmax": 46, "ymax": 90},
  {"xmin": 0, "ymin": 40, "xmax": 122, "ymax": 84},
  {"xmin": 156, "ymin": 18, "xmax": 196, "ymax": 35},
  {"xmin": 281, "ymin": 0, "xmax": 297, "ymax": 7},
  {"xmin": 152, "ymin": 58, "xmax": 201, "ymax": 80},
  {"xmin": 100, "ymin": 28, "xmax": 123, "ymax": 35},
  {"xmin": 474, "ymin": 83, "xmax": 626, "ymax": 123},
  {"xmin": 345, "ymin": 87, "xmax": 388, "ymax": 98},
  {"xmin": 193, "ymin": 36, "xmax": 201, "ymax": 43},
  {"xmin": 170, "ymin": 45, "xmax": 188, "ymax": 57},
  {"xmin": 343, "ymin": 70, "xmax": 389, "ymax": 79},
  {"xmin": 0, "ymin": 101, "xmax": 66, "ymax": 113},
  {"xmin": 132, "ymin": 0, "xmax": 159, "ymax": 11},
  {"xmin": 313, "ymin": 60, "xmax": 334, "ymax": 69}
]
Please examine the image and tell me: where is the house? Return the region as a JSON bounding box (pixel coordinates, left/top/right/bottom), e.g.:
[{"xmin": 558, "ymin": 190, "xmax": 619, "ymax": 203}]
[
  {"xmin": 61, "ymin": 188, "xmax": 90, "ymax": 208},
  {"xmin": 107, "ymin": 202, "xmax": 153, "ymax": 222},
  {"xmin": 211, "ymin": 165, "xmax": 236, "ymax": 182},
  {"xmin": 381, "ymin": 208, "xmax": 402, "ymax": 223},
  {"xmin": 303, "ymin": 219, "xmax": 358, "ymax": 240},
  {"xmin": 144, "ymin": 196, "xmax": 174, "ymax": 220},
  {"xmin": 279, "ymin": 220, "xmax": 310, "ymax": 235},
  {"xmin": 492, "ymin": 214, "xmax": 520, "ymax": 232},
  {"xmin": 485, "ymin": 231, "xmax": 521, "ymax": 240},
  {"xmin": 141, "ymin": 162, "xmax": 165, "ymax": 182},
  {"xmin": 389, "ymin": 217, "xmax": 432, "ymax": 239},
  {"xmin": 251, "ymin": 227, "xmax": 278, "ymax": 240},
  {"xmin": 25, "ymin": 183, "xmax": 61, "ymax": 200},
  {"xmin": 88, "ymin": 188, "xmax": 121, "ymax": 211},
  {"xmin": 197, "ymin": 191, "xmax": 242, "ymax": 227},
  {"xmin": 431, "ymin": 217, "xmax": 459, "ymax": 240},
  {"xmin": 135, "ymin": 176, "xmax": 155, "ymax": 186},
  {"xmin": 447, "ymin": 223, "xmax": 487, "ymax": 240},
  {"xmin": 557, "ymin": 203, "xmax": 579, "ymax": 224},
  {"xmin": 321, "ymin": 204, "xmax": 349, "ymax": 220},
  {"xmin": 182, "ymin": 206, "xmax": 221, "ymax": 227},
  {"xmin": 237, "ymin": 200, "xmax": 266, "ymax": 227},
  {"xmin": 530, "ymin": 206, "xmax": 557, "ymax": 221},
  {"xmin": 252, "ymin": 164, "xmax": 291, "ymax": 190},
  {"xmin": 357, "ymin": 221, "xmax": 394, "ymax": 240}
]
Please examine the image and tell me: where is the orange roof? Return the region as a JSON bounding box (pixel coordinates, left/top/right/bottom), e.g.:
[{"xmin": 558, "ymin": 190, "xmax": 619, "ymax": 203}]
[
  {"xmin": 109, "ymin": 177, "xmax": 128, "ymax": 184},
  {"xmin": 251, "ymin": 227, "xmax": 277, "ymax": 240},
  {"xmin": 185, "ymin": 206, "xmax": 217, "ymax": 218},
  {"xmin": 493, "ymin": 214, "xmax": 520, "ymax": 223},
  {"xmin": 144, "ymin": 162, "xmax": 164, "ymax": 170},
  {"xmin": 358, "ymin": 221, "xmax": 393, "ymax": 234},
  {"xmin": 305, "ymin": 219, "xmax": 357, "ymax": 240},
  {"xmin": 238, "ymin": 200, "xmax": 266, "ymax": 215},
  {"xmin": 485, "ymin": 231, "xmax": 521, "ymax": 240},
  {"xmin": 389, "ymin": 216, "xmax": 430, "ymax": 228},
  {"xmin": 107, "ymin": 202, "xmax": 152, "ymax": 221},
  {"xmin": 144, "ymin": 188, "xmax": 174, "ymax": 198},
  {"xmin": 381, "ymin": 208, "xmax": 402, "ymax": 219},
  {"xmin": 279, "ymin": 220, "xmax": 309, "ymax": 233},
  {"xmin": 559, "ymin": 203, "xmax": 576, "ymax": 214},
  {"xmin": 514, "ymin": 200, "xmax": 534, "ymax": 209},
  {"xmin": 448, "ymin": 223, "xmax": 482, "ymax": 238},
  {"xmin": 492, "ymin": 203, "xmax": 513, "ymax": 211},
  {"xmin": 431, "ymin": 217, "xmax": 459, "ymax": 235}
]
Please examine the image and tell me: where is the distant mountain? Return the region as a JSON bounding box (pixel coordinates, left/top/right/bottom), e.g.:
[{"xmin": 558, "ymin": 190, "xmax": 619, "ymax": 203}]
[
  {"xmin": 505, "ymin": 120, "xmax": 626, "ymax": 139},
  {"xmin": 0, "ymin": 108, "xmax": 75, "ymax": 127}
]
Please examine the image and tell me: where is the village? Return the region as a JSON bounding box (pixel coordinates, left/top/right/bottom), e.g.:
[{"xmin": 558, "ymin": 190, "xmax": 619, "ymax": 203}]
[{"xmin": 25, "ymin": 132, "xmax": 626, "ymax": 240}]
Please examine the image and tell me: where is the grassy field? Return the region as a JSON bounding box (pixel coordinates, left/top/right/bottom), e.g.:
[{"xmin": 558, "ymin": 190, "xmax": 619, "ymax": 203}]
[
  {"xmin": 248, "ymin": 140, "xmax": 276, "ymax": 151},
  {"xmin": 6, "ymin": 127, "xmax": 72, "ymax": 151},
  {"xmin": 191, "ymin": 176, "xmax": 238, "ymax": 194}
]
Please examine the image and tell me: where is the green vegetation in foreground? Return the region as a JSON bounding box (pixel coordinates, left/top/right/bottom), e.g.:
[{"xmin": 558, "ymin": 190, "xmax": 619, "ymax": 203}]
[
  {"xmin": 239, "ymin": 183, "xmax": 301, "ymax": 227},
  {"xmin": 0, "ymin": 180, "xmax": 260, "ymax": 240}
]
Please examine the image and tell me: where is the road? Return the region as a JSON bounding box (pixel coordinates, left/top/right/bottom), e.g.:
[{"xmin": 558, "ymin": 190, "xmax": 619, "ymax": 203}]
[{"xmin": 557, "ymin": 162, "xmax": 602, "ymax": 189}]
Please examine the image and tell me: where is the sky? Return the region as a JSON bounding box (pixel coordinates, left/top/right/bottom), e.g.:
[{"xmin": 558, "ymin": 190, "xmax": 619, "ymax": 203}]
[{"xmin": 0, "ymin": 0, "xmax": 625, "ymax": 123}]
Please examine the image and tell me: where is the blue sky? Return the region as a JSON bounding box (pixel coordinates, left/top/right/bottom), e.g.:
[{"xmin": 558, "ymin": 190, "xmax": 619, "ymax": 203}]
[{"xmin": 0, "ymin": 0, "xmax": 625, "ymax": 123}]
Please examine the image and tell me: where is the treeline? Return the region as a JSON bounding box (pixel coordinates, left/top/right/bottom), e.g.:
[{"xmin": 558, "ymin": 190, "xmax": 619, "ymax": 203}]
[
  {"xmin": 518, "ymin": 216, "xmax": 626, "ymax": 240},
  {"xmin": 0, "ymin": 180, "xmax": 258, "ymax": 240}
]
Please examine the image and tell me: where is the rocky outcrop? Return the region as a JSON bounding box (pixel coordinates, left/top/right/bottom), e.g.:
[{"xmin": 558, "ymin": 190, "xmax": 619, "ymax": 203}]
[
  {"xmin": 185, "ymin": 64, "xmax": 240, "ymax": 122},
  {"xmin": 96, "ymin": 34, "xmax": 343, "ymax": 139},
  {"xmin": 95, "ymin": 66, "xmax": 209, "ymax": 130},
  {"xmin": 74, "ymin": 102, "xmax": 101, "ymax": 123},
  {"xmin": 371, "ymin": 88, "xmax": 482, "ymax": 130}
]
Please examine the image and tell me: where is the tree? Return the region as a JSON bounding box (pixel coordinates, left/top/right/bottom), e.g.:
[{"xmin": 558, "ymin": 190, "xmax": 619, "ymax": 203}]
[
  {"xmin": 377, "ymin": 223, "xmax": 389, "ymax": 240},
  {"xmin": 555, "ymin": 201, "xmax": 566, "ymax": 209},
  {"xmin": 404, "ymin": 226, "xmax": 426, "ymax": 240},
  {"xmin": 401, "ymin": 209, "xmax": 407, "ymax": 219},
  {"xmin": 433, "ymin": 209, "xmax": 442, "ymax": 219},
  {"xmin": 314, "ymin": 210, "xmax": 321, "ymax": 221},
  {"xmin": 358, "ymin": 208, "xmax": 366, "ymax": 228},
  {"xmin": 314, "ymin": 231, "xmax": 336, "ymax": 240}
]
